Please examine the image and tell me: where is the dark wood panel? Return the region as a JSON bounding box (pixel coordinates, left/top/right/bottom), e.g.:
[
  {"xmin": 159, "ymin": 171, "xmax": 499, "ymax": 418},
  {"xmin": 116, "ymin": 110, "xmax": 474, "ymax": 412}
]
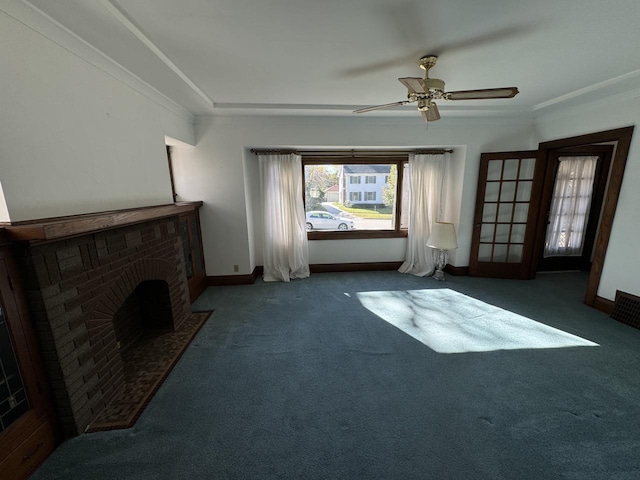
[
  {"xmin": 207, "ymin": 272, "xmax": 259, "ymax": 286},
  {"xmin": 0, "ymin": 419, "xmax": 56, "ymax": 480}
]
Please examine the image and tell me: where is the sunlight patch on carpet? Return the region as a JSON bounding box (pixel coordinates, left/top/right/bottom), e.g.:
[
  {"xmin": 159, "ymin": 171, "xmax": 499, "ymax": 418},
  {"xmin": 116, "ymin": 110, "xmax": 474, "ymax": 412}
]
[{"xmin": 356, "ymin": 289, "xmax": 598, "ymax": 353}]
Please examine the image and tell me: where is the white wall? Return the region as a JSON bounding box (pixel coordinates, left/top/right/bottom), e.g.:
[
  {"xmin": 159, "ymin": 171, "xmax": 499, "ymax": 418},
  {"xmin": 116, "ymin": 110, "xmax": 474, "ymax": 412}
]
[
  {"xmin": 0, "ymin": 2, "xmax": 194, "ymax": 221},
  {"xmin": 533, "ymin": 91, "xmax": 640, "ymax": 301},
  {"xmin": 171, "ymin": 115, "xmax": 534, "ymax": 276}
]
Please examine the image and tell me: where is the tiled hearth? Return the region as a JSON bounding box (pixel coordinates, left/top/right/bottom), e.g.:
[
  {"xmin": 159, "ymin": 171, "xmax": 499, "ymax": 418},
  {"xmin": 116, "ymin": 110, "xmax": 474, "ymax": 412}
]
[
  {"xmin": 9, "ymin": 207, "xmax": 196, "ymax": 437},
  {"xmin": 86, "ymin": 310, "xmax": 210, "ymax": 432}
]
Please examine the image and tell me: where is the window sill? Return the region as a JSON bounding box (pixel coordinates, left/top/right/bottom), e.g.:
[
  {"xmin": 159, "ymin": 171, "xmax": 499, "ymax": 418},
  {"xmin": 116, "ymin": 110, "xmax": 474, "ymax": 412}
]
[{"xmin": 307, "ymin": 230, "xmax": 408, "ymax": 240}]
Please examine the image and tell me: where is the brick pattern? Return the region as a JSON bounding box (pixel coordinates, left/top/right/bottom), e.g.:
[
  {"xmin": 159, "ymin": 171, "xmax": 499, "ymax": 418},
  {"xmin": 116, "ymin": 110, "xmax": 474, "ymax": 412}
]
[{"xmin": 17, "ymin": 218, "xmax": 191, "ymax": 437}]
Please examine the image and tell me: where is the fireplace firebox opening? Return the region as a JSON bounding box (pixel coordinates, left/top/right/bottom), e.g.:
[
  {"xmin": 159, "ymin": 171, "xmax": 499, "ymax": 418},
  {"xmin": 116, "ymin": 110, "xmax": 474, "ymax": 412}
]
[{"xmin": 113, "ymin": 280, "xmax": 174, "ymax": 353}]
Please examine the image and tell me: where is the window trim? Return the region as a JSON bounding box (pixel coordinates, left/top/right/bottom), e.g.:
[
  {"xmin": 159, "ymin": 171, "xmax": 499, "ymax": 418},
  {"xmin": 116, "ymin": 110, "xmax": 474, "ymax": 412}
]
[{"xmin": 303, "ymin": 156, "xmax": 408, "ymax": 240}]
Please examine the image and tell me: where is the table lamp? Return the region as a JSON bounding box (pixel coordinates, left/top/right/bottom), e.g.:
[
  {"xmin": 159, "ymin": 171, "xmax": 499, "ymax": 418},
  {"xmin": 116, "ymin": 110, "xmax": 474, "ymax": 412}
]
[{"xmin": 426, "ymin": 222, "xmax": 458, "ymax": 281}]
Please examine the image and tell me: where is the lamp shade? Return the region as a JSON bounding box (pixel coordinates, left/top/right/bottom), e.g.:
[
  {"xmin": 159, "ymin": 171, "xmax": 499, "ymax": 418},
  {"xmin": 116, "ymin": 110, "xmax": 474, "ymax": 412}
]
[{"xmin": 426, "ymin": 222, "xmax": 458, "ymax": 250}]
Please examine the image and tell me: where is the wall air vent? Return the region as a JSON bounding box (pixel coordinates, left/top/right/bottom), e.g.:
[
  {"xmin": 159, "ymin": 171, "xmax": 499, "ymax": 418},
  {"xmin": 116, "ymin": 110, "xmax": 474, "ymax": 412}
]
[{"xmin": 611, "ymin": 290, "xmax": 640, "ymax": 329}]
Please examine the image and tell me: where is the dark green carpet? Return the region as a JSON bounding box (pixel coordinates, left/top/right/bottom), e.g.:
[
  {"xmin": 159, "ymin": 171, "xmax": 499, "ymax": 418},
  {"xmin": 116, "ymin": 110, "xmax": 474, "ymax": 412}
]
[{"xmin": 32, "ymin": 271, "xmax": 640, "ymax": 479}]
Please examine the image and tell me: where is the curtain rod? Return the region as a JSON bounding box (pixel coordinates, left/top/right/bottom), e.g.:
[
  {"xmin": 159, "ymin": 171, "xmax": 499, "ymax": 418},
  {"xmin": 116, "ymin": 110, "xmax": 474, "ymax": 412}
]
[
  {"xmin": 249, "ymin": 148, "xmax": 453, "ymax": 156},
  {"xmin": 249, "ymin": 149, "xmax": 298, "ymax": 155}
]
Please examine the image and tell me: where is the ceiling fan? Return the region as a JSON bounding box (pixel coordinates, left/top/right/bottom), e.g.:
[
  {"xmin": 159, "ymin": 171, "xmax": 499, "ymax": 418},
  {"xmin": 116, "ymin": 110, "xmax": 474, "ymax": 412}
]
[{"xmin": 353, "ymin": 55, "xmax": 519, "ymax": 122}]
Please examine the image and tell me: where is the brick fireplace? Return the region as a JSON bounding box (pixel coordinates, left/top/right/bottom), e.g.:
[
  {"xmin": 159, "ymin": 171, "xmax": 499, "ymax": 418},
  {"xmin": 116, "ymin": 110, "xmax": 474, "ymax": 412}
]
[{"xmin": 7, "ymin": 205, "xmax": 197, "ymax": 437}]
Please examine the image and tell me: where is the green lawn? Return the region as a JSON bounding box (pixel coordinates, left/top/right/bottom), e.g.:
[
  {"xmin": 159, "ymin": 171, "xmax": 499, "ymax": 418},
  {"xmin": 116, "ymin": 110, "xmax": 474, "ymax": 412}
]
[{"xmin": 333, "ymin": 203, "xmax": 393, "ymax": 219}]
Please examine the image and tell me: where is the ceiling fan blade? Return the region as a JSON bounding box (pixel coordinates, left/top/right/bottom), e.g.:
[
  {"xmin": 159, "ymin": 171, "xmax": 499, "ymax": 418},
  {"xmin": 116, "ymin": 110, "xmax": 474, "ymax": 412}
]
[
  {"xmin": 429, "ymin": 25, "xmax": 537, "ymax": 57},
  {"xmin": 338, "ymin": 24, "xmax": 537, "ymax": 78},
  {"xmin": 420, "ymin": 103, "xmax": 441, "ymax": 123},
  {"xmin": 353, "ymin": 100, "xmax": 412, "ymax": 114},
  {"xmin": 427, "ymin": 102, "xmax": 440, "ymax": 121},
  {"xmin": 446, "ymin": 87, "xmax": 519, "ymax": 100},
  {"xmin": 398, "ymin": 77, "xmax": 426, "ymax": 94},
  {"xmin": 339, "ymin": 51, "xmax": 423, "ymax": 78}
]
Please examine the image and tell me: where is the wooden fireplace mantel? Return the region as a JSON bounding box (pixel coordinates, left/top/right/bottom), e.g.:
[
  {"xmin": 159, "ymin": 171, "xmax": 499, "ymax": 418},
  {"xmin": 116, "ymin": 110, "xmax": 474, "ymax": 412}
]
[{"xmin": 1, "ymin": 202, "xmax": 203, "ymax": 242}]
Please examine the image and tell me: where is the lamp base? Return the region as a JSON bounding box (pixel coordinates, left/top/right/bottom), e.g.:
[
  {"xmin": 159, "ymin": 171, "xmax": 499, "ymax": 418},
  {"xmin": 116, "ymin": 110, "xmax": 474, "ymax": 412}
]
[
  {"xmin": 432, "ymin": 268, "xmax": 445, "ymax": 281},
  {"xmin": 432, "ymin": 249, "xmax": 449, "ymax": 281}
]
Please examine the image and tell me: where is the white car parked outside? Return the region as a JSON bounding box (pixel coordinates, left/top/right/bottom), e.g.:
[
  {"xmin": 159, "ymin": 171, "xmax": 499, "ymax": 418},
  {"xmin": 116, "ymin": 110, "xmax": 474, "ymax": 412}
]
[{"xmin": 305, "ymin": 211, "xmax": 355, "ymax": 231}]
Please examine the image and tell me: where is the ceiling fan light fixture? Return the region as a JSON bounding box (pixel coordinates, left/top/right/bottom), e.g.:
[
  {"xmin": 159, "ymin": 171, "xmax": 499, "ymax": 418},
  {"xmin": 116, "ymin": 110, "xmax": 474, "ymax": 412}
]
[{"xmin": 417, "ymin": 98, "xmax": 430, "ymax": 111}]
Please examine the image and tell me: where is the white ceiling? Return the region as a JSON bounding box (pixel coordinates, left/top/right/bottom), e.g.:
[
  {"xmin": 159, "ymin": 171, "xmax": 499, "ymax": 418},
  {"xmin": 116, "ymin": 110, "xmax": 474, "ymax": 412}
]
[{"xmin": 26, "ymin": 0, "xmax": 640, "ymax": 118}]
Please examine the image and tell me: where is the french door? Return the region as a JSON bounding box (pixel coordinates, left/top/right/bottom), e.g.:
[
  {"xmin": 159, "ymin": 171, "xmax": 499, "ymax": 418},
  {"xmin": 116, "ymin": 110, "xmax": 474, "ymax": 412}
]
[{"xmin": 469, "ymin": 151, "xmax": 544, "ymax": 278}]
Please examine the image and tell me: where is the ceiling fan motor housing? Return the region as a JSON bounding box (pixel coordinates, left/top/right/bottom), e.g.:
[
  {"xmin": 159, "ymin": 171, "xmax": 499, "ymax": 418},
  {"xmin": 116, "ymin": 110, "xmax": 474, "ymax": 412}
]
[
  {"xmin": 420, "ymin": 55, "xmax": 445, "ymax": 97},
  {"xmin": 424, "ymin": 78, "xmax": 445, "ymax": 94}
]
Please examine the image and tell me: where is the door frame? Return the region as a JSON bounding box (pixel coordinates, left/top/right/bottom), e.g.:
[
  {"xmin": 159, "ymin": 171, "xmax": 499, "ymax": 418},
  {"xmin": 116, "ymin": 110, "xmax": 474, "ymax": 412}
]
[{"xmin": 530, "ymin": 126, "xmax": 634, "ymax": 308}]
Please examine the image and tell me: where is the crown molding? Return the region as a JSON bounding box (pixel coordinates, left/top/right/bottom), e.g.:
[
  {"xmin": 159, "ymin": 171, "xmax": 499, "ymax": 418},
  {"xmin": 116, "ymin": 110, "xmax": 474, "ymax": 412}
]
[
  {"xmin": 533, "ymin": 69, "xmax": 640, "ymax": 113},
  {"xmin": 533, "ymin": 86, "xmax": 640, "ymax": 126},
  {"xmin": 4, "ymin": 0, "xmax": 194, "ymax": 123},
  {"xmin": 194, "ymin": 112, "xmax": 534, "ymax": 129},
  {"xmin": 97, "ymin": 0, "xmax": 213, "ymax": 111}
]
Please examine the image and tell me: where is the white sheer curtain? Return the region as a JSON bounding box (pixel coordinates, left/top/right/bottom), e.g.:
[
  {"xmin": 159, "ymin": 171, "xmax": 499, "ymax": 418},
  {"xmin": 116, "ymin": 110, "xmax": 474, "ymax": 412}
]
[
  {"xmin": 544, "ymin": 156, "xmax": 598, "ymax": 257},
  {"xmin": 399, "ymin": 153, "xmax": 446, "ymax": 276},
  {"xmin": 259, "ymin": 153, "xmax": 310, "ymax": 282}
]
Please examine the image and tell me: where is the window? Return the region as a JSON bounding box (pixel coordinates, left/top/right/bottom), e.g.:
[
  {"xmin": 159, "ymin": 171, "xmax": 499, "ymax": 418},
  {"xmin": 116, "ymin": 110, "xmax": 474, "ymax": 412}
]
[{"xmin": 303, "ymin": 156, "xmax": 409, "ymax": 238}]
